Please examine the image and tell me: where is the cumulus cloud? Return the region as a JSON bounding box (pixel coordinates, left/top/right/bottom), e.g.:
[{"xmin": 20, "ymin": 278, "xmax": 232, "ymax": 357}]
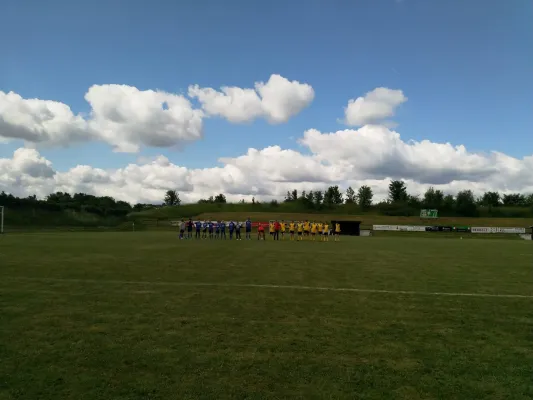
[
  {"xmin": 344, "ymin": 87, "xmax": 407, "ymax": 126},
  {"xmin": 0, "ymin": 148, "xmax": 56, "ymax": 196},
  {"xmin": 0, "ymin": 91, "xmax": 91, "ymax": 146},
  {"xmin": 301, "ymin": 125, "xmax": 501, "ymax": 184},
  {"xmin": 0, "ymin": 74, "xmax": 312, "ymax": 152},
  {"xmin": 85, "ymin": 85, "xmax": 204, "ymax": 152},
  {"xmin": 188, "ymin": 74, "xmax": 315, "ymax": 124},
  {"xmin": 0, "ymin": 86, "xmax": 202, "ymax": 153},
  {"xmin": 2, "ymin": 125, "xmax": 533, "ymax": 204}
]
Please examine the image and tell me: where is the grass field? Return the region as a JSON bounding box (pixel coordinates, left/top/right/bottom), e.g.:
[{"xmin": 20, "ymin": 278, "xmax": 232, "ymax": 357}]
[{"xmin": 1, "ymin": 232, "xmax": 532, "ymax": 399}]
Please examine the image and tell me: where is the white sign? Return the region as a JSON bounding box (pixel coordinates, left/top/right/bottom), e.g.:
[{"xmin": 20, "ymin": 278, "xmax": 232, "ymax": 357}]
[
  {"xmin": 373, "ymin": 225, "xmax": 426, "ymax": 232},
  {"xmin": 373, "ymin": 225, "xmax": 399, "ymax": 231},
  {"xmin": 398, "ymin": 225, "xmax": 427, "ymax": 232},
  {"xmin": 471, "ymin": 227, "xmax": 525, "ymax": 234}
]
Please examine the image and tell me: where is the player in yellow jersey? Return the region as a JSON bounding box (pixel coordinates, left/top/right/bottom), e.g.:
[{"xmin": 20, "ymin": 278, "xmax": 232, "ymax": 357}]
[
  {"xmin": 311, "ymin": 222, "xmax": 317, "ymax": 240},
  {"xmin": 297, "ymin": 221, "xmax": 304, "ymax": 240},
  {"xmin": 280, "ymin": 220, "xmax": 286, "ymax": 240},
  {"xmin": 322, "ymin": 223, "xmax": 329, "ymax": 241},
  {"xmin": 269, "ymin": 222, "xmax": 274, "ymax": 239},
  {"xmin": 289, "ymin": 221, "xmax": 295, "ymax": 240},
  {"xmin": 318, "ymin": 222, "xmax": 324, "ymax": 241},
  {"xmin": 334, "ymin": 222, "xmax": 341, "ymax": 241},
  {"xmin": 303, "ymin": 220, "xmax": 310, "ymax": 239}
]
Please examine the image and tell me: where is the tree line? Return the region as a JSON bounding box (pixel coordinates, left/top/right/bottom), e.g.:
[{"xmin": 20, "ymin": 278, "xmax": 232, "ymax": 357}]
[
  {"xmin": 3, "ymin": 178, "xmax": 533, "ymax": 220},
  {"xmin": 0, "ymin": 191, "xmax": 134, "ymax": 217},
  {"xmin": 164, "ymin": 181, "xmax": 533, "ymax": 217}
]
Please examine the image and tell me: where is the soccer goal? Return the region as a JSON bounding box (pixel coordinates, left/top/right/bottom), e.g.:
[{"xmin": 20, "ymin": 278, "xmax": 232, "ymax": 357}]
[{"xmin": 0, "ymin": 206, "xmax": 4, "ymax": 234}]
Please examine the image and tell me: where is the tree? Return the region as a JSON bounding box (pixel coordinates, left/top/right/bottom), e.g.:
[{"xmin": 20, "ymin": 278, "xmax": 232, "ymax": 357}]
[
  {"xmin": 502, "ymin": 193, "xmax": 526, "ymax": 207},
  {"xmin": 407, "ymin": 194, "xmax": 422, "ymax": 209},
  {"xmin": 164, "ymin": 190, "xmax": 180, "ymax": 206},
  {"xmin": 284, "ymin": 191, "xmax": 293, "ymax": 202},
  {"xmin": 388, "ymin": 180, "xmax": 408, "ymax": 203},
  {"xmin": 345, "ymin": 186, "xmax": 356, "ymax": 204},
  {"xmin": 46, "ymin": 192, "xmax": 73, "ymax": 207},
  {"xmin": 481, "ymin": 191, "xmax": 501, "ymax": 207},
  {"xmin": 214, "ymin": 193, "xmax": 227, "ymax": 203},
  {"xmin": 324, "ymin": 185, "xmax": 343, "ymax": 206},
  {"xmin": 423, "ymin": 187, "xmax": 444, "ymax": 209},
  {"xmin": 133, "ymin": 203, "xmax": 146, "ymax": 212},
  {"xmin": 442, "ymin": 194, "xmax": 455, "ymax": 211},
  {"xmin": 356, "ymin": 186, "xmax": 373, "ymax": 209},
  {"xmin": 455, "ymin": 190, "xmax": 477, "ymax": 216},
  {"xmin": 291, "ymin": 189, "xmax": 298, "ymax": 201},
  {"xmin": 313, "ymin": 191, "xmax": 324, "ymax": 208}
]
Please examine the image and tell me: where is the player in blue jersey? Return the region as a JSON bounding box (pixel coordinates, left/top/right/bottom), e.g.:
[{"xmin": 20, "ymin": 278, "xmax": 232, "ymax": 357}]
[
  {"xmin": 219, "ymin": 220, "xmax": 226, "ymax": 239},
  {"xmin": 195, "ymin": 220, "xmax": 202, "ymax": 239},
  {"xmin": 208, "ymin": 221, "xmax": 214, "ymax": 239},
  {"xmin": 245, "ymin": 217, "xmax": 252, "ymax": 240},
  {"xmin": 235, "ymin": 221, "xmax": 242, "ymax": 240},
  {"xmin": 215, "ymin": 221, "xmax": 220, "ymax": 239},
  {"xmin": 228, "ymin": 220, "xmax": 235, "ymax": 239},
  {"xmin": 202, "ymin": 221, "xmax": 208, "ymax": 239}
]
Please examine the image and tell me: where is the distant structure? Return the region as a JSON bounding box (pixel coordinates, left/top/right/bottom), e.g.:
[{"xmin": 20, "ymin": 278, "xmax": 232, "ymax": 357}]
[{"xmin": 331, "ymin": 220, "xmax": 361, "ymax": 236}]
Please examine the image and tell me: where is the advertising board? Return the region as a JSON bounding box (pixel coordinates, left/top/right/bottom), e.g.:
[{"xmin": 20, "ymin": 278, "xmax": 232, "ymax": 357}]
[
  {"xmin": 454, "ymin": 226, "xmax": 471, "ymax": 233},
  {"xmin": 425, "ymin": 226, "xmax": 454, "ymax": 232},
  {"xmin": 471, "ymin": 227, "xmax": 525, "ymax": 234},
  {"xmin": 373, "ymin": 225, "xmax": 400, "ymax": 231},
  {"xmin": 420, "ymin": 209, "xmax": 438, "ymax": 218},
  {"xmin": 373, "ymin": 225, "xmax": 426, "ymax": 232}
]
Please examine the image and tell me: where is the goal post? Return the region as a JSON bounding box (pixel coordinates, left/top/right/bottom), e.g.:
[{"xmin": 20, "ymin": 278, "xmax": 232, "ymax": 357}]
[{"xmin": 0, "ymin": 206, "xmax": 4, "ymax": 234}]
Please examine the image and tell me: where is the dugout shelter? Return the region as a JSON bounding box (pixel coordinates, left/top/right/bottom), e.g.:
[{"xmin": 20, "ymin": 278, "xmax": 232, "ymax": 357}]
[{"xmin": 331, "ymin": 220, "xmax": 361, "ymax": 236}]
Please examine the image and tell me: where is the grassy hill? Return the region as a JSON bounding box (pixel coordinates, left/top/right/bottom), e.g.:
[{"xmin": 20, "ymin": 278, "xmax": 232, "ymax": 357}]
[
  {"xmin": 4, "ymin": 202, "xmax": 532, "ymax": 232},
  {"xmin": 3, "ymin": 208, "xmax": 125, "ymax": 232},
  {"xmin": 130, "ymin": 206, "xmax": 532, "ymax": 230}
]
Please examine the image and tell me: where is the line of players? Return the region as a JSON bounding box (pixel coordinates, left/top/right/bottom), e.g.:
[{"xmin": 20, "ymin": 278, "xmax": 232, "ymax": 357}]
[
  {"xmin": 178, "ymin": 218, "xmax": 341, "ymax": 241},
  {"xmin": 178, "ymin": 219, "xmax": 250, "ymax": 240},
  {"xmin": 264, "ymin": 220, "xmax": 341, "ymax": 242}
]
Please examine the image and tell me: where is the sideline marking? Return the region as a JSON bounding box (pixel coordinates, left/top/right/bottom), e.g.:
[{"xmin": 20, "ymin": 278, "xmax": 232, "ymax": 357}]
[{"xmin": 2, "ymin": 276, "xmax": 533, "ymax": 299}]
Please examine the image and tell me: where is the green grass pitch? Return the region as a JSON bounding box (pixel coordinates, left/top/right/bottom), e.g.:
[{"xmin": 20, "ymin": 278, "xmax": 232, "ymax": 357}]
[{"xmin": 1, "ymin": 232, "xmax": 532, "ymax": 399}]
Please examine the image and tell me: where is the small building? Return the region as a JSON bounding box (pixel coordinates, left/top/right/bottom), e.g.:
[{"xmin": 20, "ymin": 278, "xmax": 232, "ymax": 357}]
[{"xmin": 330, "ymin": 220, "xmax": 362, "ymax": 236}]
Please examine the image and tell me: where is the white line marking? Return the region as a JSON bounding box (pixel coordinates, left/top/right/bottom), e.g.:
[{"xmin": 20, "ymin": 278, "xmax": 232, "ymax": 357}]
[{"xmin": 2, "ymin": 276, "xmax": 532, "ymax": 299}]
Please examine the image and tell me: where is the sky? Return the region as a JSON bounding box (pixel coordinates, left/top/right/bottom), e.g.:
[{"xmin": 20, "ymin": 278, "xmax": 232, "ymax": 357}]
[{"xmin": 1, "ymin": 0, "xmax": 532, "ymax": 204}]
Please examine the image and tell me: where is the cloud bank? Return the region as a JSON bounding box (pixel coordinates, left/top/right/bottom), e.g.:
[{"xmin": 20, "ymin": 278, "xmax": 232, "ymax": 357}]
[
  {"xmin": 2, "ymin": 125, "xmax": 532, "ymax": 205},
  {"xmin": 2, "ymin": 81, "xmax": 531, "ymax": 204}
]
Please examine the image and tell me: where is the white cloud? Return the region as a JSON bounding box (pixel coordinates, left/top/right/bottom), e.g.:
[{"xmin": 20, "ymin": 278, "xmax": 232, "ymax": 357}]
[
  {"xmin": 301, "ymin": 125, "xmax": 500, "ymax": 184},
  {"xmin": 0, "ymin": 91, "xmax": 91, "ymax": 146},
  {"xmin": 0, "ymin": 75, "xmax": 312, "ymax": 152},
  {"xmin": 344, "ymin": 87, "xmax": 407, "ymax": 126},
  {"xmin": 188, "ymin": 74, "xmax": 314, "ymax": 124},
  {"xmin": 0, "ymin": 86, "xmax": 203, "ymax": 153},
  {"xmin": 85, "ymin": 85, "xmax": 204, "ymax": 153},
  {"xmin": 2, "ymin": 125, "xmax": 533, "ymax": 205}
]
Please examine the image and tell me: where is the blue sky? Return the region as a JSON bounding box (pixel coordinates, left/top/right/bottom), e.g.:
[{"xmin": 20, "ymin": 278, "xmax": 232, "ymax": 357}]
[{"xmin": 1, "ymin": 0, "xmax": 532, "ymax": 203}]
